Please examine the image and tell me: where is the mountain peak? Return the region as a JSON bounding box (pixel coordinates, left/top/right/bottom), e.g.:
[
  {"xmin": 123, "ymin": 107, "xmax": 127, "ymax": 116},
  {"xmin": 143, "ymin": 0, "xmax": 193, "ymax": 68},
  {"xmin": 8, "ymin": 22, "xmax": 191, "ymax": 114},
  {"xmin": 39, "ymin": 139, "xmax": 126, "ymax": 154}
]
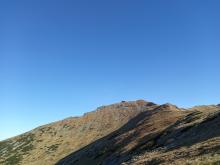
[{"xmin": 155, "ymin": 103, "xmax": 181, "ymax": 111}]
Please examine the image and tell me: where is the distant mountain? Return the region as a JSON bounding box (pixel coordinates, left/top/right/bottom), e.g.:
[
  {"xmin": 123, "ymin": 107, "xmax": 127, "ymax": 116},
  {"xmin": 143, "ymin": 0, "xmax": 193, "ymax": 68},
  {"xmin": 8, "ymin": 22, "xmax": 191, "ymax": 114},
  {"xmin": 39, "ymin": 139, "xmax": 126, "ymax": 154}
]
[{"xmin": 1, "ymin": 100, "xmax": 220, "ymax": 165}]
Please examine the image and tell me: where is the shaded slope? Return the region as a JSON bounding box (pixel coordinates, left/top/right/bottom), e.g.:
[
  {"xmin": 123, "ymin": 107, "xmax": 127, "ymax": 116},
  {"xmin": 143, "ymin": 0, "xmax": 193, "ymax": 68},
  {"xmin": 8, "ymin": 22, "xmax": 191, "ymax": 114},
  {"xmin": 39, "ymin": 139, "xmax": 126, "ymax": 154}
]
[
  {"xmin": 1, "ymin": 101, "xmax": 220, "ymax": 165},
  {"xmin": 127, "ymin": 107, "xmax": 220, "ymax": 165},
  {"xmin": 56, "ymin": 105, "xmax": 220, "ymax": 165},
  {"xmin": 0, "ymin": 100, "xmax": 157, "ymax": 165},
  {"xmin": 56, "ymin": 103, "xmax": 187, "ymax": 165}
]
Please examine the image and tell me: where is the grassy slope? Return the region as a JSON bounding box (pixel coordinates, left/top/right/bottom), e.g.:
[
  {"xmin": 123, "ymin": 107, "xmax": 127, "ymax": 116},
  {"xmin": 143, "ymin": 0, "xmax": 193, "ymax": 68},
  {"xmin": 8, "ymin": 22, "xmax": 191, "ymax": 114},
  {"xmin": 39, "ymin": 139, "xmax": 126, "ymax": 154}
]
[
  {"xmin": 0, "ymin": 100, "xmax": 155, "ymax": 165},
  {"xmin": 56, "ymin": 105, "xmax": 220, "ymax": 165},
  {"xmin": 1, "ymin": 101, "xmax": 220, "ymax": 165}
]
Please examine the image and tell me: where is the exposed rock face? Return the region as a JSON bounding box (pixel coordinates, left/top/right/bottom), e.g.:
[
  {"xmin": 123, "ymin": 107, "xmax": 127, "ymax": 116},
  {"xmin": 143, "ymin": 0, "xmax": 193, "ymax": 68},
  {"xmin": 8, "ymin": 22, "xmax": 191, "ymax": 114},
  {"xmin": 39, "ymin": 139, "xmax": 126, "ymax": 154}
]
[{"xmin": 1, "ymin": 100, "xmax": 220, "ymax": 165}]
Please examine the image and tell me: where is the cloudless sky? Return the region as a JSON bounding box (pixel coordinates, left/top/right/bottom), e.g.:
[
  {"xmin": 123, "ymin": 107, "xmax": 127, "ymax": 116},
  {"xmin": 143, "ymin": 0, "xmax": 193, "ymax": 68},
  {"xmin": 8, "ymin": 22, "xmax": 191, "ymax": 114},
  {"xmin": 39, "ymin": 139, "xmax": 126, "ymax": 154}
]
[{"xmin": 0, "ymin": 0, "xmax": 220, "ymax": 140}]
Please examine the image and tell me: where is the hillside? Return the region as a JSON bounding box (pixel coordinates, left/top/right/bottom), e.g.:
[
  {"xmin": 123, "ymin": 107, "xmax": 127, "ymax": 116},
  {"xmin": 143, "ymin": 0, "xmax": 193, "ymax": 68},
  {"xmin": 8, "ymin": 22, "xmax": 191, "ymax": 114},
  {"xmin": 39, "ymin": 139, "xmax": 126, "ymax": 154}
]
[{"xmin": 1, "ymin": 100, "xmax": 220, "ymax": 165}]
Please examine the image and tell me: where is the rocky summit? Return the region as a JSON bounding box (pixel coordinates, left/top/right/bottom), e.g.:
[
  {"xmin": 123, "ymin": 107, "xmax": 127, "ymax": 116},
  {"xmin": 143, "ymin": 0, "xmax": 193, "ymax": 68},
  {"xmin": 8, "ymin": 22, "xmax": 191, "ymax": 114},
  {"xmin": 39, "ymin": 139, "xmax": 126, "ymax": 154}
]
[{"xmin": 1, "ymin": 100, "xmax": 220, "ymax": 165}]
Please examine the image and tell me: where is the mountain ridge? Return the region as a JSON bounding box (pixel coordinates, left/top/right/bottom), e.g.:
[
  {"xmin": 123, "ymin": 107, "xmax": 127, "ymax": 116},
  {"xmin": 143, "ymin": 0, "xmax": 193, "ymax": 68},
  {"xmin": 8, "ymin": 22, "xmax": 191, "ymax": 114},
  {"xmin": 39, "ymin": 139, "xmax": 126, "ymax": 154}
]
[{"xmin": 1, "ymin": 100, "xmax": 220, "ymax": 165}]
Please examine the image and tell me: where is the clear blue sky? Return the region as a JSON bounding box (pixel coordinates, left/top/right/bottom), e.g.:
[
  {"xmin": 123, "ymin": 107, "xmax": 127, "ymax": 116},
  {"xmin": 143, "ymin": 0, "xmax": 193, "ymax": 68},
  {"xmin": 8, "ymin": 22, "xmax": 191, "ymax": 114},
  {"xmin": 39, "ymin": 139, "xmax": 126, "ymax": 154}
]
[{"xmin": 0, "ymin": 0, "xmax": 220, "ymax": 140}]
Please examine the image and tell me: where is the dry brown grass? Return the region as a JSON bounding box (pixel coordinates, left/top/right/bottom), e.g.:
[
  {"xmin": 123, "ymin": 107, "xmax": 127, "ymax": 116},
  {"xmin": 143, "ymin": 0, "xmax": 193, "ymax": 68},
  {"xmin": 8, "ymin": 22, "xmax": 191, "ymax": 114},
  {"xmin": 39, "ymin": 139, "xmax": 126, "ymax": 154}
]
[{"xmin": 1, "ymin": 101, "xmax": 220, "ymax": 165}]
